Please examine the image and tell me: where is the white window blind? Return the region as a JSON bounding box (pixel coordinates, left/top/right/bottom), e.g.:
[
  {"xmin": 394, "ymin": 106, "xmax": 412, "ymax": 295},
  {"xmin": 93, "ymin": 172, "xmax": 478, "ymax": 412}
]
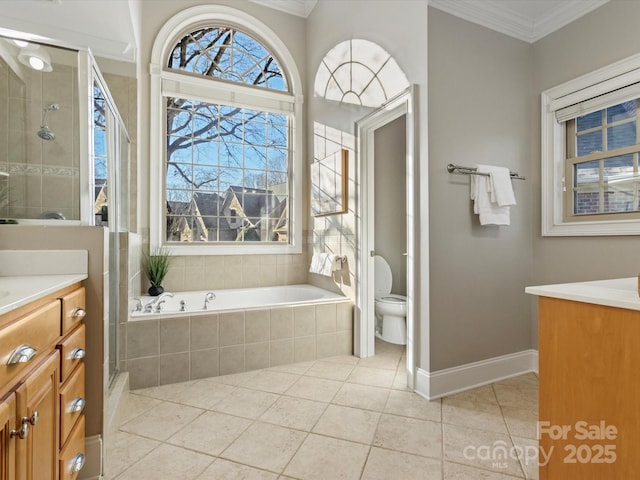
[{"xmin": 554, "ymin": 82, "xmax": 640, "ymax": 123}]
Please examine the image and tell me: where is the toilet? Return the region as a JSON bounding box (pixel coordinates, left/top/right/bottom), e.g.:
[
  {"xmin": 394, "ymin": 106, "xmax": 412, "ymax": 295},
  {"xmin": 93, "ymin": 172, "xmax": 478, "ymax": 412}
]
[{"xmin": 374, "ymin": 255, "xmax": 407, "ymax": 345}]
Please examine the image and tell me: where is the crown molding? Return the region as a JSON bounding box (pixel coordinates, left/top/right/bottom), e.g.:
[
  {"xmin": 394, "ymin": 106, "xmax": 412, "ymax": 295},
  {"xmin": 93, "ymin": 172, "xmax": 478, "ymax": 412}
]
[
  {"xmin": 429, "ymin": 0, "xmax": 609, "ymax": 43},
  {"xmin": 248, "ymin": 0, "xmax": 317, "ymax": 18}
]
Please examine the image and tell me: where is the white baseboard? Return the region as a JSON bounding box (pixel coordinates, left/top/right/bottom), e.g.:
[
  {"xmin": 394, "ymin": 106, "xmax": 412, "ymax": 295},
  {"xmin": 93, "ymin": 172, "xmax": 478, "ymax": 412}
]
[
  {"xmin": 415, "ymin": 349, "xmax": 538, "ymax": 400},
  {"xmin": 79, "ymin": 434, "xmax": 102, "ymax": 480}
]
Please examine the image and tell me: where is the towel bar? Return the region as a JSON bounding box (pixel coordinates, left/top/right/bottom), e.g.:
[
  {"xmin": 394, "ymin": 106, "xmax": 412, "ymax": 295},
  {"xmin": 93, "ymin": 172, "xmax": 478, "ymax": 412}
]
[{"xmin": 447, "ymin": 163, "xmax": 525, "ymax": 180}]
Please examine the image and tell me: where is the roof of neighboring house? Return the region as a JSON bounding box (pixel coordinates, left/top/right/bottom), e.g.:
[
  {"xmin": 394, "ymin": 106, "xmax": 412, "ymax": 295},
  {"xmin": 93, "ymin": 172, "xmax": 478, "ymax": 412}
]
[
  {"xmin": 95, "ymin": 178, "xmax": 106, "ymax": 200},
  {"xmin": 224, "ymin": 186, "xmax": 279, "ymax": 219}
]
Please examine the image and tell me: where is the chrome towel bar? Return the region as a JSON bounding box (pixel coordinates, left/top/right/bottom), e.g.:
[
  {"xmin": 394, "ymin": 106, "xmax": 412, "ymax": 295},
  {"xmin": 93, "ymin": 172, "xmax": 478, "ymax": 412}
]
[{"xmin": 447, "ymin": 163, "xmax": 525, "ymax": 180}]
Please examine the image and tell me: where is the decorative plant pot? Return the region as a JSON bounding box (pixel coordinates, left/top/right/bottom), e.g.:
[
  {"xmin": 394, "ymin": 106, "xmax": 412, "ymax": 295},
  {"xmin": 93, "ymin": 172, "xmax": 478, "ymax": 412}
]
[{"xmin": 148, "ymin": 285, "xmax": 164, "ymax": 296}]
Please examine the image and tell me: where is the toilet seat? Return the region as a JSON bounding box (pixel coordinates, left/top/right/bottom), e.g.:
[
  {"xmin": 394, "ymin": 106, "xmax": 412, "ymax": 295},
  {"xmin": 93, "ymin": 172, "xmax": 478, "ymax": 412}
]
[{"xmin": 376, "ymin": 294, "xmax": 407, "ymax": 304}]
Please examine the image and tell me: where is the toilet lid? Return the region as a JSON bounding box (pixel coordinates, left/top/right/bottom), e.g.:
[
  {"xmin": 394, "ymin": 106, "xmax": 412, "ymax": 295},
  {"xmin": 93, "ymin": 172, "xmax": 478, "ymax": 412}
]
[{"xmin": 374, "ymin": 255, "xmax": 392, "ymax": 296}]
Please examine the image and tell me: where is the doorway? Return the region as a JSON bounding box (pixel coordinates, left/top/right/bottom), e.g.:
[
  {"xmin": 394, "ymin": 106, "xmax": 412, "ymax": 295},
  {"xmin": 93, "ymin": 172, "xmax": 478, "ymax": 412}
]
[{"xmin": 356, "ymin": 88, "xmax": 417, "ymax": 389}]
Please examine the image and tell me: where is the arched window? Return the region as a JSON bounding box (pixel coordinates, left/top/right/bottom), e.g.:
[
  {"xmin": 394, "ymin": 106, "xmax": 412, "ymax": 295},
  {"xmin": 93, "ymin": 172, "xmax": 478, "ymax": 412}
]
[{"xmin": 150, "ymin": 6, "xmax": 302, "ymax": 255}]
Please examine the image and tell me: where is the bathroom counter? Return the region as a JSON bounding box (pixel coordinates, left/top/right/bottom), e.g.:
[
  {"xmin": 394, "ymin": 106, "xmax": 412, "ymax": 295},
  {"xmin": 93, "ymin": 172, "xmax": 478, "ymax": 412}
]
[
  {"xmin": 525, "ymin": 276, "xmax": 640, "ymax": 310},
  {"xmin": 0, "ymin": 274, "xmax": 88, "ymax": 316}
]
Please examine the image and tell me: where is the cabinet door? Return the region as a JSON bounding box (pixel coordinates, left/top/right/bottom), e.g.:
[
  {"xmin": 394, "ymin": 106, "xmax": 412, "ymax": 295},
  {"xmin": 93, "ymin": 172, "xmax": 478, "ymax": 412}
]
[
  {"xmin": 15, "ymin": 352, "xmax": 59, "ymax": 480},
  {"xmin": 0, "ymin": 394, "xmax": 16, "ymax": 480}
]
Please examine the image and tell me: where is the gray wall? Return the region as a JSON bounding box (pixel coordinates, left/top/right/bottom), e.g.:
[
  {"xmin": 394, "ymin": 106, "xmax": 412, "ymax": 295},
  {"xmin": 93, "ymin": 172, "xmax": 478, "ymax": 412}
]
[
  {"xmin": 374, "ymin": 115, "xmax": 407, "ymax": 296},
  {"xmin": 428, "ymin": 9, "xmax": 534, "ymax": 370},
  {"xmin": 530, "ymin": 0, "xmax": 640, "ymax": 345}
]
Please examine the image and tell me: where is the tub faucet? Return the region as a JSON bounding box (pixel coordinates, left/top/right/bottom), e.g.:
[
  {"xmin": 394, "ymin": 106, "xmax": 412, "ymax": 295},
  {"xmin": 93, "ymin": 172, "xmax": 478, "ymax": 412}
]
[
  {"xmin": 203, "ymin": 292, "xmax": 216, "ymax": 310},
  {"xmin": 144, "ymin": 292, "xmax": 174, "ymax": 313},
  {"xmin": 132, "ymin": 298, "xmax": 143, "ymax": 312}
]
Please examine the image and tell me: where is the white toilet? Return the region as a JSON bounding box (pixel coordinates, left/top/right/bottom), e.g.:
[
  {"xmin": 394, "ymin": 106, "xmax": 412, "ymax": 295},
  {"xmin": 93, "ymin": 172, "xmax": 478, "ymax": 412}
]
[{"xmin": 374, "ymin": 255, "xmax": 407, "ymax": 345}]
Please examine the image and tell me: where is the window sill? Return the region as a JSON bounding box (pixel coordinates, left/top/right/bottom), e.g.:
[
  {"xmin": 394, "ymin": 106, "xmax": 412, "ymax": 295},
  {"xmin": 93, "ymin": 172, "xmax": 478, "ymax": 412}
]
[{"xmin": 159, "ymin": 242, "xmax": 303, "ymax": 256}]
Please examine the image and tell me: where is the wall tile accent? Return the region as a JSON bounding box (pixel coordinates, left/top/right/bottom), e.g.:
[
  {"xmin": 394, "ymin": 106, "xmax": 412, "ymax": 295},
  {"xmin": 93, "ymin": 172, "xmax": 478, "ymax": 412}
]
[{"xmin": 124, "ymin": 301, "xmax": 354, "ymax": 389}]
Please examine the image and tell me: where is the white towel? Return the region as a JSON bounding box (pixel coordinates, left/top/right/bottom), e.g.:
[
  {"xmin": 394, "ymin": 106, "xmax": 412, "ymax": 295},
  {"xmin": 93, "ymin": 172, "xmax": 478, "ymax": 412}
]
[
  {"xmin": 483, "ymin": 165, "xmax": 517, "ymax": 206},
  {"xmin": 470, "ymin": 165, "xmax": 514, "ymax": 226},
  {"xmin": 309, "ymin": 253, "xmax": 342, "ymax": 276}
]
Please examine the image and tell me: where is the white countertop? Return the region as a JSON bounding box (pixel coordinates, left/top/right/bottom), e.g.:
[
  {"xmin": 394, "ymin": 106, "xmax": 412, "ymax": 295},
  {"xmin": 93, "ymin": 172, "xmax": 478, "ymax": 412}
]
[
  {"xmin": 0, "ymin": 274, "xmax": 87, "ymax": 316},
  {"xmin": 525, "ymin": 277, "xmax": 640, "ymax": 311}
]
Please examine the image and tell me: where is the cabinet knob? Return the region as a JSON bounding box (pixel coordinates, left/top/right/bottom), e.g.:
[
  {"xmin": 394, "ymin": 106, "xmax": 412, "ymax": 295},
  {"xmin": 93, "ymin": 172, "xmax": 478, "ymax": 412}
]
[
  {"xmin": 7, "ymin": 344, "xmax": 37, "ymax": 365},
  {"xmin": 28, "ymin": 410, "xmax": 39, "ymax": 426},
  {"xmin": 70, "ymin": 348, "xmax": 86, "ymax": 360},
  {"xmin": 72, "ymin": 308, "xmax": 86, "ymax": 319},
  {"xmin": 70, "ymin": 453, "xmax": 85, "ymax": 474},
  {"xmin": 9, "ymin": 421, "xmax": 29, "ymax": 440},
  {"xmin": 9, "ymin": 411, "xmax": 38, "ymax": 439},
  {"xmin": 70, "ymin": 397, "xmax": 86, "ymax": 413}
]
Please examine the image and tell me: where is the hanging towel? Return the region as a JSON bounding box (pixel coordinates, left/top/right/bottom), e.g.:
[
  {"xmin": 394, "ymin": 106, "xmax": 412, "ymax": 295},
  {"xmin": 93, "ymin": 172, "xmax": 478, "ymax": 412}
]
[
  {"xmin": 309, "ymin": 252, "xmax": 342, "ymax": 276},
  {"xmin": 483, "ymin": 165, "xmax": 517, "ymax": 207},
  {"xmin": 470, "ymin": 165, "xmax": 513, "ymax": 226}
]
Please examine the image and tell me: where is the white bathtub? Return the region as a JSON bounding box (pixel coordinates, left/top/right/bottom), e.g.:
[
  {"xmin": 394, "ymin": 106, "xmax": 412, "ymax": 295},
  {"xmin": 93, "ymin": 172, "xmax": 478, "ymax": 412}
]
[{"xmin": 130, "ymin": 284, "xmax": 347, "ymax": 319}]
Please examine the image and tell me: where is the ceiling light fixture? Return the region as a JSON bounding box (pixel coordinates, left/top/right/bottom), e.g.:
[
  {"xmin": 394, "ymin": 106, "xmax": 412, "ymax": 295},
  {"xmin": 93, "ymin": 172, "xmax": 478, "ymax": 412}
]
[{"xmin": 17, "ymin": 46, "xmax": 52, "ymax": 72}]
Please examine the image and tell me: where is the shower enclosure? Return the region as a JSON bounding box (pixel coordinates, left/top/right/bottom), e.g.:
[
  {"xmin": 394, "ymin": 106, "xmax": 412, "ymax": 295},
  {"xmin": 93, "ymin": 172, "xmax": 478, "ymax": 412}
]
[{"xmin": 0, "ymin": 31, "xmax": 130, "ymax": 386}]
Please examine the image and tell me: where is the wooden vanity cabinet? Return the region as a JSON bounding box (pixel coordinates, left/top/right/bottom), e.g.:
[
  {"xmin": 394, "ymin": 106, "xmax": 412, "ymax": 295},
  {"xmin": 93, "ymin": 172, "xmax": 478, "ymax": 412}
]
[{"xmin": 0, "ymin": 283, "xmax": 85, "ymax": 480}]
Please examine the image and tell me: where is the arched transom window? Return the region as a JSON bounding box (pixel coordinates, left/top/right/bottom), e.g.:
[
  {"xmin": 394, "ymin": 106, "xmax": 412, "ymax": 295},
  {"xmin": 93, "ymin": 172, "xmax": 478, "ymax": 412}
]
[{"xmin": 150, "ymin": 7, "xmax": 302, "ymax": 255}]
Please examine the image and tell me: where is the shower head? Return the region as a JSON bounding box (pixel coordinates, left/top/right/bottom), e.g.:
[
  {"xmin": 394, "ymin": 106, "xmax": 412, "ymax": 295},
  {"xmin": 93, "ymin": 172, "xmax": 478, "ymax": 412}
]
[
  {"xmin": 37, "ymin": 103, "xmax": 59, "ymax": 141},
  {"xmin": 37, "ymin": 126, "xmax": 55, "ymax": 141}
]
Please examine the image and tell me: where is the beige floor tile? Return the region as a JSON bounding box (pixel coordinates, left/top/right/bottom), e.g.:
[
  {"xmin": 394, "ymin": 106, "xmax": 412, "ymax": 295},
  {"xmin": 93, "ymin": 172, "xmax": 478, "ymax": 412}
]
[
  {"xmin": 502, "ymin": 406, "xmax": 538, "ymax": 440},
  {"xmin": 347, "ymin": 366, "xmax": 396, "ymax": 388},
  {"xmin": 167, "ymin": 410, "xmax": 252, "ymax": 455},
  {"xmin": 494, "ymin": 373, "xmax": 538, "ymax": 389},
  {"xmin": 358, "ymin": 354, "xmax": 401, "ymax": 371},
  {"xmin": 444, "ymin": 461, "xmax": 524, "ymax": 479},
  {"xmin": 211, "ymin": 387, "xmax": 279, "ymax": 419},
  {"xmin": 120, "ymin": 401, "xmax": 203, "ymax": 441},
  {"xmin": 443, "ymin": 424, "xmax": 524, "ymax": 477},
  {"xmin": 332, "ymin": 382, "xmax": 391, "ymax": 411},
  {"xmin": 285, "ymin": 376, "xmax": 343, "ymax": 402},
  {"xmin": 221, "ymin": 422, "xmax": 307, "ymax": 473},
  {"xmin": 196, "ymin": 459, "xmax": 278, "ymax": 479},
  {"xmin": 493, "ymin": 384, "xmax": 538, "ymax": 412},
  {"xmin": 511, "ymin": 436, "xmax": 539, "ymax": 480},
  {"xmin": 115, "ymin": 443, "xmax": 213, "ymax": 480},
  {"xmin": 240, "ymin": 370, "xmax": 300, "ymax": 394},
  {"xmin": 320, "ymin": 354, "xmax": 360, "ymax": 365},
  {"xmin": 442, "ymin": 398, "xmax": 509, "ymax": 434},
  {"xmin": 268, "ymin": 360, "xmax": 315, "ymax": 374},
  {"xmin": 445, "ymin": 384, "xmax": 499, "ymax": 405},
  {"xmin": 374, "ymin": 338, "xmax": 405, "ymax": 356},
  {"xmin": 115, "ymin": 393, "xmax": 163, "ymax": 427},
  {"xmin": 392, "ymin": 369, "xmax": 411, "ymax": 390},
  {"xmin": 361, "ymin": 446, "xmax": 442, "ymax": 480},
  {"xmin": 312, "ymin": 404, "xmax": 381, "ymax": 444},
  {"xmin": 373, "ymin": 413, "xmax": 442, "ymax": 459},
  {"xmin": 283, "ymin": 433, "xmax": 370, "ymax": 480},
  {"xmin": 259, "ymin": 395, "xmax": 328, "ymax": 431},
  {"xmin": 385, "ymin": 390, "xmax": 442, "ymax": 422},
  {"xmin": 103, "ymin": 431, "xmax": 160, "ymax": 478},
  {"xmin": 207, "ymin": 370, "xmax": 259, "ymax": 386},
  {"xmin": 135, "ymin": 379, "xmax": 236, "ymax": 410},
  {"xmin": 304, "ymin": 361, "xmax": 355, "ymax": 381}
]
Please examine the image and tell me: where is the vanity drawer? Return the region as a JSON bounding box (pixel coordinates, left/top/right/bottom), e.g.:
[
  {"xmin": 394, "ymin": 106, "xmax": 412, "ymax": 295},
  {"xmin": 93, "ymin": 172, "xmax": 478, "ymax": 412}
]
[
  {"xmin": 59, "ymin": 414, "xmax": 85, "ymax": 480},
  {"xmin": 60, "ymin": 288, "xmax": 86, "ymax": 335},
  {"xmin": 0, "ymin": 300, "xmax": 61, "ymax": 386},
  {"xmin": 60, "ymin": 363, "xmax": 85, "ymax": 446},
  {"xmin": 58, "ymin": 324, "xmax": 85, "ymax": 383}
]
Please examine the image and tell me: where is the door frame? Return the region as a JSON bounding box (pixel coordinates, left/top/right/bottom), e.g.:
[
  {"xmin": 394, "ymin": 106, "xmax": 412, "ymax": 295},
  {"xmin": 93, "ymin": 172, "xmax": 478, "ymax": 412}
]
[{"xmin": 355, "ymin": 86, "xmax": 417, "ymax": 389}]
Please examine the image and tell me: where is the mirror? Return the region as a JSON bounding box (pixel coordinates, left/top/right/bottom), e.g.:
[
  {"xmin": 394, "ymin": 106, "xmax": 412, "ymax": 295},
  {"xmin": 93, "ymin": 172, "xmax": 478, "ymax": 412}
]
[{"xmin": 0, "ymin": 35, "xmax": 80, "ymax": 220}]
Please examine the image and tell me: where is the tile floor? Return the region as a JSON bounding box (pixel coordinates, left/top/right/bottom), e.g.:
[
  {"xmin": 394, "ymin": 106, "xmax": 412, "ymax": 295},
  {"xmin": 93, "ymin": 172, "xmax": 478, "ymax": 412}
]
[{"xmin": 104, "ymin": 340, "xmax": 538, "ymax": 480}]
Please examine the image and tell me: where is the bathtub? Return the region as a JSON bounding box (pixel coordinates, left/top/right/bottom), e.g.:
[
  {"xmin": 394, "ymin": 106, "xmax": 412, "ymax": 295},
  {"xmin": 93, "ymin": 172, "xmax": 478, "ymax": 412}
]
[
  {"xmin": 125, "ymin": 283, "xmax": 354, "ymax": 389},
  {"xmin": 131, "ymin": 284, "xmax": 347, "ymax": 319}
]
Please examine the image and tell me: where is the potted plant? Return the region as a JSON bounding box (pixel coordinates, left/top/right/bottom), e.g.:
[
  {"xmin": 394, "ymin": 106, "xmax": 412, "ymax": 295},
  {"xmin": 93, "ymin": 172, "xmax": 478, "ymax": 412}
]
[{"xmin": 143, "ymin": 247, "xmax": 172, "ymax": 296}]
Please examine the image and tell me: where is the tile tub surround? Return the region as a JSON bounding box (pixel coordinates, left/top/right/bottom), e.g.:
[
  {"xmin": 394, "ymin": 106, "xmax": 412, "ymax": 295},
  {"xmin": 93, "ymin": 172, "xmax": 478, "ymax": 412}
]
[{"xmin": 125, "ymin": 302, "xmax": 354, "ymax": 389}]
